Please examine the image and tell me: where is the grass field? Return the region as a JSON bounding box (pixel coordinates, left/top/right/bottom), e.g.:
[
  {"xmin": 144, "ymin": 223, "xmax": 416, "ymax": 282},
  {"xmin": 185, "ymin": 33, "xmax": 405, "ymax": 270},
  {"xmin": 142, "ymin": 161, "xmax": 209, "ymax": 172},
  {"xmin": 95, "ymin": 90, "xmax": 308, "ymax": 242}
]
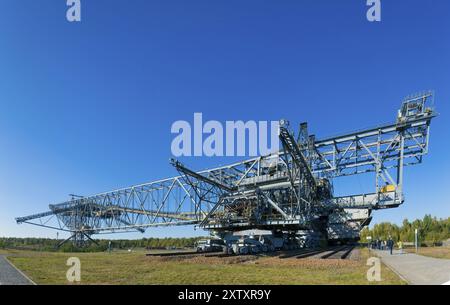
[
  {"xmin": 1, "ymin": 247, "xmax": 405, "ymax": 285},
  {"xmin": 405, "ymin": 246, "xmax": 450, "ymax": 259}
]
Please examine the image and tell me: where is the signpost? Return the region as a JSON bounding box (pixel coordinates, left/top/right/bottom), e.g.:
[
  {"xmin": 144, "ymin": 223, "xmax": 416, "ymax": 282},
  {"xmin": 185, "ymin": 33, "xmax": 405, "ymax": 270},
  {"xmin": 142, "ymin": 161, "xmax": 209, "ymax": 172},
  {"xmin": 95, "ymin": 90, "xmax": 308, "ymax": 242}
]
[{"xmin": 415, "ymin": 228, "xmax": 419, "ymax": 253}]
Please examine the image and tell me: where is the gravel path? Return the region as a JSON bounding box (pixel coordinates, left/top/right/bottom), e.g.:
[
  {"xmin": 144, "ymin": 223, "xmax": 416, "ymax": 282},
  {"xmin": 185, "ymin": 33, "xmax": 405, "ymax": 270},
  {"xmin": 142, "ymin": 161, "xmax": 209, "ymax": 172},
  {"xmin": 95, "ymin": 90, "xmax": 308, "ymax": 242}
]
[
  {"xmin": 0, "ymin": 255, "xmax": 34, "ymax": 285},
  {"xmin": 374, "ymin": 249, "xmax": 450, "ymax": 285}
]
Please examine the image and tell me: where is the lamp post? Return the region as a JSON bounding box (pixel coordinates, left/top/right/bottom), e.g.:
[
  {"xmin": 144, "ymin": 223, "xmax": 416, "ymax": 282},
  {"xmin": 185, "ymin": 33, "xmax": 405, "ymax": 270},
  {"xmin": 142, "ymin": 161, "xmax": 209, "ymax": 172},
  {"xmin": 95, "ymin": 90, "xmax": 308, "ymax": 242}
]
[{"xmin": 415, "ymin": 228, "xmax": 419, "ymax": 253}]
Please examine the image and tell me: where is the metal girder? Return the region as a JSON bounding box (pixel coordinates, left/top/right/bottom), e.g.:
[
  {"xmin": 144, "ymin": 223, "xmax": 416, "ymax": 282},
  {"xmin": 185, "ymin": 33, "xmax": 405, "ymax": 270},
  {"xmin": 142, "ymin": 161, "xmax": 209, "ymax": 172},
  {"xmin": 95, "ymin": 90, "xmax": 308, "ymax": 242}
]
[
  {"xmin": 16, "ymin": 92, "xmax": 437, "ymax": 245},
  {"xmin": 170, "ymin": 159, "xmax": 235, "ymax": 192},
  {"xmin": 313, "ymin": 115, "xmax": 434, "ymax": 177},
  {"xmin": 279, "ymin": 123, "xmax": 317, "ymax": 191}
]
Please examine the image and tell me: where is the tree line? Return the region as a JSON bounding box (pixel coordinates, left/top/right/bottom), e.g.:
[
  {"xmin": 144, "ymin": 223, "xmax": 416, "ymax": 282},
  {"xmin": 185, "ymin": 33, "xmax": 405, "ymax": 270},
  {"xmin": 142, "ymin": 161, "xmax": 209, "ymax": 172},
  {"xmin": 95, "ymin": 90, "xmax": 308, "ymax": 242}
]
[
  {"xmin": 360, "ymin": 215, "xmax": 450, "ymax": 246},
  {"xmin": 0, "ymin": 236, "xmax": 206, "ymax": 252},
  {"xmin": 2, "ymin": 215, "xmax": 448, "ymax": 252}
]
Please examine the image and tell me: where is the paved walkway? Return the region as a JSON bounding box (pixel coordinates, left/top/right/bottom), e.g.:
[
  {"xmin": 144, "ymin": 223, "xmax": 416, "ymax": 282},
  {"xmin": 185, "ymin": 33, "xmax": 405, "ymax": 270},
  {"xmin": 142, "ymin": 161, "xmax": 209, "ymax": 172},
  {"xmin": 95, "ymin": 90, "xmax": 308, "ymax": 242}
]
[
  {"xmin": 0, "ymin": 255, "xmax": 34, "ymax": 285},
  {"xmin": 373, "ymin": 249, "xmax": 450, "ymax": 285}
]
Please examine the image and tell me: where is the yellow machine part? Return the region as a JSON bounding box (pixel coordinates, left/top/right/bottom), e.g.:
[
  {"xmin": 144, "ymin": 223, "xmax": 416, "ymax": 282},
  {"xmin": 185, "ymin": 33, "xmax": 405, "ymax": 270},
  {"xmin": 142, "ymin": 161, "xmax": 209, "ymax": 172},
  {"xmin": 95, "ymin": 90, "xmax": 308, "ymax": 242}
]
[{"xmin": 381, "ymin": 184, "xmax": 396, "ymax": 193}]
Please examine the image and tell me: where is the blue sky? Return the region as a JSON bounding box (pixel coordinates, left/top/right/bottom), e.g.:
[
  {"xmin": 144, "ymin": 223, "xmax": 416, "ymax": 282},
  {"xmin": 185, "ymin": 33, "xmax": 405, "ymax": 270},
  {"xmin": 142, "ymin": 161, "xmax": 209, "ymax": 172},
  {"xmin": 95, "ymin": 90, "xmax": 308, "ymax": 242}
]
[{"xmin": 0, "ymin": 0, "xmax": 449, "ymax": 239}]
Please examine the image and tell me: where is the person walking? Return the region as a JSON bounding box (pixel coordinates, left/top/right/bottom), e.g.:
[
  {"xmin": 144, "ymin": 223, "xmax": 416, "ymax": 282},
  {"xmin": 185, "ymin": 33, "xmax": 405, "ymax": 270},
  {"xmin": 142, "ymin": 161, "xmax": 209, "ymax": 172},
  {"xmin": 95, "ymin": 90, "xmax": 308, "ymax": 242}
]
[
  {"xmin": 388, "ymin": 237, "xmax": 394, "ymax": 255},
  {"xmin": 398, "ymin": 240, "xmax": 403, "ymax": 254}
]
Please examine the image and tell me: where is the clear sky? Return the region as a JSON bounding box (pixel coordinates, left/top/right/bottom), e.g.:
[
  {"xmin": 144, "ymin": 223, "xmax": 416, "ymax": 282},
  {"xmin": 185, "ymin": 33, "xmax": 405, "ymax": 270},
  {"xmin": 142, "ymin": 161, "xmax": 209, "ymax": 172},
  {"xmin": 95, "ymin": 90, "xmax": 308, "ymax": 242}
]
[{"xmin": 0, "ymin": 0, "xmax": 449, "ymax": 239}]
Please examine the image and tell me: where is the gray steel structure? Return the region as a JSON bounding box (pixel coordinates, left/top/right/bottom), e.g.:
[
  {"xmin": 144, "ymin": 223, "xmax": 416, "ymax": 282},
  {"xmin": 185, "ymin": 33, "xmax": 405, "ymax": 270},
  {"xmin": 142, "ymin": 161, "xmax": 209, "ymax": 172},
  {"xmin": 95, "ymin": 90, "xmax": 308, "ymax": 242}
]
[{"xmin": 16, "ymin": 92, "xmax": 437, "ymax": 247}]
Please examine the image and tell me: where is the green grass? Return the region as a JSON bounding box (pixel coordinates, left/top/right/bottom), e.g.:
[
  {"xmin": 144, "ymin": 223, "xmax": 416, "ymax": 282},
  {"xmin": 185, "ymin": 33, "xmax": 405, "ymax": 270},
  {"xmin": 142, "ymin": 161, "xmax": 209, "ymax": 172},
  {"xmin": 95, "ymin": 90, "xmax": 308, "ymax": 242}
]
[
  {"xmin": 4, "ymin": 248, "xmax": 405, "ymax": 285},
  {"xmin": 406, "ymin": 246, "xmax": 450, "ymax": 259}
]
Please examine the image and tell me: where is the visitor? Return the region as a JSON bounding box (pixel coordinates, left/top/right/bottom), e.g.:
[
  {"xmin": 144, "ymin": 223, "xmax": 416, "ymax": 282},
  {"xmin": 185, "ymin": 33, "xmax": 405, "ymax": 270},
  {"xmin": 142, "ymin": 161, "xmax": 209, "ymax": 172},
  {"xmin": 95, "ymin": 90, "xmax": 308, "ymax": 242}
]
[
  {"xmin": 388, "ymin": 237, "xmax": 394, "ymax": 255},
  {"xmin": 398, "ymin": 240, "xmax": 403, "ymax": 254}
]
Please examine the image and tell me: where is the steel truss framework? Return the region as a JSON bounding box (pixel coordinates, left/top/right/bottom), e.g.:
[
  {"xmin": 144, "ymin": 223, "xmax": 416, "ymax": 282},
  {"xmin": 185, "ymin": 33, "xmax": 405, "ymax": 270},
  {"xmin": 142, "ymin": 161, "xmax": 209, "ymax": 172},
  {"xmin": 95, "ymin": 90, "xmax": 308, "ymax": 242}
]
[{"xmin": 16, "ymin": 92, "xmax": 436, "ymax": 245}]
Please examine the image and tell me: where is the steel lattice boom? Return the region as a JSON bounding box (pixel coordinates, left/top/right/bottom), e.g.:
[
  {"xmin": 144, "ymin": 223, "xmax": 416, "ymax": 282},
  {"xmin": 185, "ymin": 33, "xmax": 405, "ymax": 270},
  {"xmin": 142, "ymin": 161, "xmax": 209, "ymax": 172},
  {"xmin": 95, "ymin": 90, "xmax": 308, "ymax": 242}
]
[{"xmin": 16, "ymin": 92, "xmax": 437, "ymax": 247}]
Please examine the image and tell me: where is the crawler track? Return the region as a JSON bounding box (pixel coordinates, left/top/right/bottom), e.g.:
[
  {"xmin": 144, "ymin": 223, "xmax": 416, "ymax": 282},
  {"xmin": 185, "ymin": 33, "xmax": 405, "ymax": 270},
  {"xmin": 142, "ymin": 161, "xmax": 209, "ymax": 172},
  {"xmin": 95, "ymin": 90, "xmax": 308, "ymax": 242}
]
[
  {"xmin": 204, "ymin": 253, "xmax": 235, "ymax": 258},
  {"xmin": 277, "ymin": 246, "xmax": 355, "ymax": 260},
  {"xmin": 295, "ymin": 248, "xmax": 336, "ymax": 259},
  {"xmin": 278, "ymin": 248, "xmax": 320, "ymax": 259},
  {"xmin": 322, "ymin": 246, "xmax": 355, "ymax": 259},
  {"xmin": 146, "ymin": 250, "xmax": 221, "ymax": 257},
  {"xmin": 318, "ymin": 246, "xmax": 349, "ymax": 259},
  {"xmin": 146, "ymin": 246, "xmax": 355, "ymax": 259}
]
